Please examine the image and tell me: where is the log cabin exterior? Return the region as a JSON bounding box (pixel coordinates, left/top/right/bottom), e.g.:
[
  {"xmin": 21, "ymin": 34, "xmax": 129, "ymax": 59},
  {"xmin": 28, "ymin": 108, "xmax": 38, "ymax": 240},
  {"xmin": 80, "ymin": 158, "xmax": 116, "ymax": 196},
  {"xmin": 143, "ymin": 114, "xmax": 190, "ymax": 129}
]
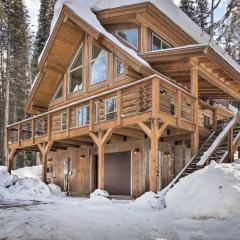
[{"xmin": 5, "ymin": 1, "xmax": 240, "ymax": 198}]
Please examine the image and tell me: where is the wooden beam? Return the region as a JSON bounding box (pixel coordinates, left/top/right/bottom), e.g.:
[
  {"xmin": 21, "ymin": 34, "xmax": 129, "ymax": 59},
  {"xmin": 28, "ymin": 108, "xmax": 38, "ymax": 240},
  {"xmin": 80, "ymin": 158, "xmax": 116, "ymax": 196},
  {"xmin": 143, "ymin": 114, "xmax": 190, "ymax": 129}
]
[
  {"xmin": 190, "ymin": 65, "xmax": 199, "ymax": 155},
  {"xmin": 7, "ymin": 148, "xmax": 17, "ymax": 173}
]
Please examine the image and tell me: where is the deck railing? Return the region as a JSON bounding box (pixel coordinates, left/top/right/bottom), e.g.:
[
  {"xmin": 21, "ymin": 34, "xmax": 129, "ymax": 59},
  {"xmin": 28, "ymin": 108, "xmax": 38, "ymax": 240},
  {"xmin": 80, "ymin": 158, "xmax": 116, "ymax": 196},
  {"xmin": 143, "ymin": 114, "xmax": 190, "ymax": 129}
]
[{"xmin": 6, "ymin": 74, "xmax": 196, "ymax": 148}]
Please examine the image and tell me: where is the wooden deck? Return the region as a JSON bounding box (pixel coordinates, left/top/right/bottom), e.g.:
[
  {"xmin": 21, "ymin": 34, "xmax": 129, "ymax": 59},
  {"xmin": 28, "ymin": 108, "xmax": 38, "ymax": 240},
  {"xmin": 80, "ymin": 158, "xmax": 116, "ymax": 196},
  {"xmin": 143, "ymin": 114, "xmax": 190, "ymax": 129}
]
[{"xmin": 6, "ymin": 74, "xmax": 196, "ymax": 151}]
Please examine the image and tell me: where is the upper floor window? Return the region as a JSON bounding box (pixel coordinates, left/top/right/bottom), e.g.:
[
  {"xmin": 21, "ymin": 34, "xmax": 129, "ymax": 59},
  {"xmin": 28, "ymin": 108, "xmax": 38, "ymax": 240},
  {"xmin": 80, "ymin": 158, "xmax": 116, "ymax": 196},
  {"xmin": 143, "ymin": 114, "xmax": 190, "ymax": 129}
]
[
  {"xmin": 152, "ymin": 33, "xmax": 171, "ymax": 51},
  {"xmin": 91, "ymin": 44, "xmax": 108, "ymax": 85},
  {"xmin": 52, "ymin": 80, "xmax": 63, "ymax": 101},
  {"xmin": 116, "ymin": 58, "xmax": 125, "ymax": 76},
  {"xmin": 61, "ymin": 112, "xmax": 67, "ymax": 131},
  {"xmin": 68, "ymin": 44, "xmax": 83, "ymax": 93},
  {"xmin": 76, "ymin": 105, "xmax": 89, "ymax": 127},
  {"xmin": 116, "ymin": 28, "xmax": 138, "ymax": 49}
]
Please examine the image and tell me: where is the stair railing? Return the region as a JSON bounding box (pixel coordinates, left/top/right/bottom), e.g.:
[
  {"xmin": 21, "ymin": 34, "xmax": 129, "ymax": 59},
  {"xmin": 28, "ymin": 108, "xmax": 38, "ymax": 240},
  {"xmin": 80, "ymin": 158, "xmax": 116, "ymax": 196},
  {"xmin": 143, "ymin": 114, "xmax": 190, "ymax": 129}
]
[{"xmin": 197, "ymin": 116, "xmax": 238, "ymax": 166}]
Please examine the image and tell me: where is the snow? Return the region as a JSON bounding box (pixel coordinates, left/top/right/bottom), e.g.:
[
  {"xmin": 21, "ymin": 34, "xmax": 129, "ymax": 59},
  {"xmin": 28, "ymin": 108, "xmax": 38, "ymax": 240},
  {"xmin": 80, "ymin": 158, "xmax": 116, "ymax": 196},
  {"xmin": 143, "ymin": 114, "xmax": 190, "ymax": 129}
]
[
  {"xmin": 12, "ymin": 165, "xmax": 42, "ymax": 180},
  {"xmin": 197, "ymin": 116, "xmax": 237, "ymax": 166},
  {"xmin": 0, "ymin": 168, "xmax": 62, "ymax": 200},
  {"xmin": 134, "ymin": 191, "xmax": 166, "ymax": 210},
  {"xmin": 1, "ymin": 161, "xmax": 240, "ymax": 239}
]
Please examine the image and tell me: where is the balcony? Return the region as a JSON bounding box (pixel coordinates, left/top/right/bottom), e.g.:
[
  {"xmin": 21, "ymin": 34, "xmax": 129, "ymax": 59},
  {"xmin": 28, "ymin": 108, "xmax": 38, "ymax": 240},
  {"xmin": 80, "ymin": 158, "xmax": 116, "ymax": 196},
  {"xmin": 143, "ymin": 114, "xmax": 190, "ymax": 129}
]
[{"xmin": 6, "ymin": 74, "xmax": 196, "ymax": 150}]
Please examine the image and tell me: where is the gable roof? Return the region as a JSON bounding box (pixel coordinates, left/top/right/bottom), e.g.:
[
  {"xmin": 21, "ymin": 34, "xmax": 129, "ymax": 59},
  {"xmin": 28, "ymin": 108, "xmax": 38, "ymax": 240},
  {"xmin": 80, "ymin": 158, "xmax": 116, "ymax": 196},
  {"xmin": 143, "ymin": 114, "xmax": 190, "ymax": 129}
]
[{"xmin": 27, "ymin": 0, "xmax": 240, "ymax": 113}]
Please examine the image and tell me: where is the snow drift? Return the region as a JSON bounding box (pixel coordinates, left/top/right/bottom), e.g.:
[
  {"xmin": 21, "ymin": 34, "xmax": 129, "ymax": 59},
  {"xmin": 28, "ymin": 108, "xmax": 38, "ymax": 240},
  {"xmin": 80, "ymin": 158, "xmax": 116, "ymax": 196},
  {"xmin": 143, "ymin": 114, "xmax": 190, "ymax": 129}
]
[
  {"xmin": 12, "ymin": 165, "xmax": 42, "ymax": 180},
  {"xmin": 0, "ymin": 169, "xmax": 62, "ymax": 200},
  {"xmin": 165, "ymin": 161, "xmax": 240, "ymax": 219}
]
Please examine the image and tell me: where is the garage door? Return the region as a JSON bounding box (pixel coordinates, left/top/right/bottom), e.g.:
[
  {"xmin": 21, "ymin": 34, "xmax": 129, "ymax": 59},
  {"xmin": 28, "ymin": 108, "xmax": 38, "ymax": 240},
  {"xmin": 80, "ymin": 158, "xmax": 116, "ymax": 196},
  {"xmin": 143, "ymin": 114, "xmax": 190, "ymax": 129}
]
[{"xmin": 104, "ymin": 151, "xmax": 131, "ymax": 196}]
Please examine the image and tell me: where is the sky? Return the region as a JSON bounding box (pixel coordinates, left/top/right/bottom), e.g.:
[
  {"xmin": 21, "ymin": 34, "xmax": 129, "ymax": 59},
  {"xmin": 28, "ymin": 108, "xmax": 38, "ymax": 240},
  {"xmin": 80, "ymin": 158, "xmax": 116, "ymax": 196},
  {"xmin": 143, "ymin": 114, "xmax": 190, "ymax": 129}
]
[{"xmin": 24, "ymin": 0, "xmax": 227, "ymax": 32}]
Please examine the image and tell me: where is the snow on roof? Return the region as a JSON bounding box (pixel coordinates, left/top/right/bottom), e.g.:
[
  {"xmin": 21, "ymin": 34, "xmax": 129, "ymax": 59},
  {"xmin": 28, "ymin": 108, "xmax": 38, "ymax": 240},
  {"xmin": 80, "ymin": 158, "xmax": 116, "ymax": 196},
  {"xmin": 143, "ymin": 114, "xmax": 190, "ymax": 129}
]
[{"xmin": 37, "ymin": 0, "xmax": 240, "ymax": 84}]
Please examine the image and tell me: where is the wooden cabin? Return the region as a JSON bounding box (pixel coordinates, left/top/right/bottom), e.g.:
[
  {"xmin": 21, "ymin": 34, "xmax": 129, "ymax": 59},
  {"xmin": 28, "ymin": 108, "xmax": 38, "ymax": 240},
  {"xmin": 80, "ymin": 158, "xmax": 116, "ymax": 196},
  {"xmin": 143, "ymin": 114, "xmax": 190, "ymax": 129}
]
[{"xmin": 5, "ymin": 1, "xmax": 240, "ymax": 198}]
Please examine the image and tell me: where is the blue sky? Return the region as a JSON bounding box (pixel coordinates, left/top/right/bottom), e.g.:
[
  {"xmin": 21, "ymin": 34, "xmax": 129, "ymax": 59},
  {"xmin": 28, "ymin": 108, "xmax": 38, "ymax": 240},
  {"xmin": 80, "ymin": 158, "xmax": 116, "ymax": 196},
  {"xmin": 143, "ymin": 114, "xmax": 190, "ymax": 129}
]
[{"xmin": 24, "ymin": 0, "xmax": 228, "ymax": 32}]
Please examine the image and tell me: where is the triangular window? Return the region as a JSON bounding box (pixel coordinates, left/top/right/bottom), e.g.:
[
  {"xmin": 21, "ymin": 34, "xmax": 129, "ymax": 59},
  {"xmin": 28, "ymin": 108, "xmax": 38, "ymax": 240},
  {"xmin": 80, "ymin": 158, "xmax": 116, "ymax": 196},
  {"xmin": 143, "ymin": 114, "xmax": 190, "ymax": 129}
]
[
  {"xmin": 68, "ymin": 44, "xmax": 83, "ymax": 93},
  {"xmin": 52, "ymin": 79, "xmax": 63, "ymax": 101}
]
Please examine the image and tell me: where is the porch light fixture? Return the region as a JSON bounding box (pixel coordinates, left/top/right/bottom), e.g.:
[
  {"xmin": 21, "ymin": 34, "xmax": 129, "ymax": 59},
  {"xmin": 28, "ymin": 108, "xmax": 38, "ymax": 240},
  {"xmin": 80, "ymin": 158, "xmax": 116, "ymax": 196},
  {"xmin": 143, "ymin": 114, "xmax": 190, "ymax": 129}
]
[
  {"xmin": 134, "ymin": 148, "xmax": 140, "ymax": 154},
  {"xmin": 80, "ymin": 154, "xmax": 85, "ymax": 159}
]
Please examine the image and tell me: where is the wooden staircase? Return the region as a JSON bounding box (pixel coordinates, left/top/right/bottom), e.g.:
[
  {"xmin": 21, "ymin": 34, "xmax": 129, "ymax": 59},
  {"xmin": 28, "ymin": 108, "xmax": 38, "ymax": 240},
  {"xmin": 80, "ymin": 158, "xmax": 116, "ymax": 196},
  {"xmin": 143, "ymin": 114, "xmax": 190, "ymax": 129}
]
[{"xmin": 164, "ymin": 115, "xmax": 240, "ymax": 193}]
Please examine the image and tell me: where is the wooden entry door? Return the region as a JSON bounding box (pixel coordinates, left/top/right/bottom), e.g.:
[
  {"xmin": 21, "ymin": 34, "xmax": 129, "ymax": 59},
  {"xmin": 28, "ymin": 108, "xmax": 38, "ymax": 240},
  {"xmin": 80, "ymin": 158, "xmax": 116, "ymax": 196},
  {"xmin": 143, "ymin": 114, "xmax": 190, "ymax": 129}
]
[{"xmin": 104, "ymin": 151, "xmax": 131, "ymax": 196}]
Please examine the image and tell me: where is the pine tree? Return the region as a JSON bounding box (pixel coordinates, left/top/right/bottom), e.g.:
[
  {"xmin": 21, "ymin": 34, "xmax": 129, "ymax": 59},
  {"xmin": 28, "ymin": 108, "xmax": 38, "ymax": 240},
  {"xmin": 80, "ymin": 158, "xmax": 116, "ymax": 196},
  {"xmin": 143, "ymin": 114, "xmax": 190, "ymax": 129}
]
[
  {"xmin": 31, "ymin": 0, "xmax": 56, "ymax": 79},
  {"xmin": 221, "ymin": 0, "xmax": 240, "ymax": 62},
  {"xmin": 0, "ymin": 0, "xmax": 31, "ymax": 166},
  {"xmin": 195, "ymin": 0, "xmax": 209, "ymax": 31},
  {"xmin": 179, "ymin": 0, "xmax": 197, "ymax": 23}
]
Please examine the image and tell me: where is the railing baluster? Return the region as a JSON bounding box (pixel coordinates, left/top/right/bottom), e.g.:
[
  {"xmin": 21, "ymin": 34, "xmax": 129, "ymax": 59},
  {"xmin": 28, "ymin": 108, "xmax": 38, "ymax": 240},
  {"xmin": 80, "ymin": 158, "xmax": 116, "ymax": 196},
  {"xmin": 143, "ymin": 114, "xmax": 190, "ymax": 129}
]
[
  {"xmin": 89, "ymin": 100, "xmax": 94, "ymax": 132},
  {"xmin": 117, "ymin": 90, "xmax": 122, "ymax": 126}
]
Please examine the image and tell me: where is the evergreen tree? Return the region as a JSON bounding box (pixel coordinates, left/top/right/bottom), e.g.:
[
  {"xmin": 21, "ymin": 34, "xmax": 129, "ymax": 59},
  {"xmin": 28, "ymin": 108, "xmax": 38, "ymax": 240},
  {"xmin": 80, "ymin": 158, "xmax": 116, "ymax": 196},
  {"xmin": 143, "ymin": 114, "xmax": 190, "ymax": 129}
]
[
  {"xmin": 179, "ymin": 0, "xmax": 197, "ymax": 23},
  {"xmin": 195, "ymin": 0, "xmax": 209, "ymax": 31},
  {"xmin": 0, "ymin": 0, "xmax": 31, "ymax": 166},
  {"xmin": 31, "ymin": 0, "xmax": 56, "ymax": 79}
]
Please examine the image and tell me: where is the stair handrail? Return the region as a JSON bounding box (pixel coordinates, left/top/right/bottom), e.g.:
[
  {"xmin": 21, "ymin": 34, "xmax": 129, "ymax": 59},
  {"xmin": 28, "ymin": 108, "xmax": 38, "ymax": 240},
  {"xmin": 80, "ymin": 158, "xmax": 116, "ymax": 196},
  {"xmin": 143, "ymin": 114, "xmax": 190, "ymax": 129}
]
[
  {"xmin": 197, "ymin": 115, "xmax": 238, "ymax": 166},
  {"xmin": 161, "ymin": 129, "xmax": 217, "ymax": 195}
]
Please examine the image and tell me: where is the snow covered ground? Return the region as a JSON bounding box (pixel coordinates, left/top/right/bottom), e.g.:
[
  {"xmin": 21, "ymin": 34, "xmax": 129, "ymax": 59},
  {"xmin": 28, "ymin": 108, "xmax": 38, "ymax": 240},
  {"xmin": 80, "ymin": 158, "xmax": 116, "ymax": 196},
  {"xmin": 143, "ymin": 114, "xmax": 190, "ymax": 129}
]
[{"xmin": 0, "ymin": 161, "xmax": 240, "ymax": 240}]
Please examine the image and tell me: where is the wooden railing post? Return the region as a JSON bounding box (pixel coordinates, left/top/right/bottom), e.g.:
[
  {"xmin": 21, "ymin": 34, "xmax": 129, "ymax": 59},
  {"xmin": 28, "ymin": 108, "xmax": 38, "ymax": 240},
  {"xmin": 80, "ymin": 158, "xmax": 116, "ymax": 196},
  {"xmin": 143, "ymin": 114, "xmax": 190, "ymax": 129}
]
[
  {"xmin": 67, "ymin": 107, "xmax": 71, "ymax": 136},
  {"xmin": 228, "ymin": 127, "xmax": 234, "ymax": 163},
  {"xmin": 89, "ymin": 100, "xmax": 94, "ymax": 132},
  {"xmin": 152, "ymin": 78, "xmax": 160, "ymax": 119},
  {"xmin": 31, "ymin": 120, "xmax": 35, "ymax": 144},
  {"xmin": 17, "ymin": 124, "xmax": 21, "ymax": 147},
  {"xmin": 176, "ymin": 89, "xmax": 182, "ymax": 126},
  {"xmin": 117, "ymin": 90, "xmax": 122, "ymax": 126},
  {"xmin": 212, "ymin": 108, "xmax": 218, "ymax": 131},
  {"xmin": 48, "ymin": 113, "xmax": 52, "ymax": 141}
]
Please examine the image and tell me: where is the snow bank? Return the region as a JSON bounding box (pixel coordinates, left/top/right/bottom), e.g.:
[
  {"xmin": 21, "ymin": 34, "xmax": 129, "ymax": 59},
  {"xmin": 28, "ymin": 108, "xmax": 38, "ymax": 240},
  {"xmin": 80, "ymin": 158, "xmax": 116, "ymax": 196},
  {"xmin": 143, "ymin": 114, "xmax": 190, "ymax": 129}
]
[
  {"xmin": 165, "ymin": 161, "xmax": 240, "ymax": 219},
  {"xmin": 12, "ymin": 165, "xmax": 42, "ymax": 180},
  {"xmin": 0, "ymin": 169, "xmax": 62, "ymax": 200},
  {"xmin": 134, "ymin": 191, "xmax": 166, "ymax": 210},
  {"xmin": 88, "ymin": 189, "xmax": 111, "ymax": 203}
]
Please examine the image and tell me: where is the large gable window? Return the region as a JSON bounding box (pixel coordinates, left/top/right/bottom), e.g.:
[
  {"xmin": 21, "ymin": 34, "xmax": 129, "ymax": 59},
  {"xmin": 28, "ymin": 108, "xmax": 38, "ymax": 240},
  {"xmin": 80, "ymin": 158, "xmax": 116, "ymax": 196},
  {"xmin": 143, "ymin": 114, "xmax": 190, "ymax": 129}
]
[
  {"xmin": 116, "ymin": 28, "xmax": 138, "ymax": 49},
  {"xmin": 91, "ymin": 44, "xmax": 108, "ymax": 85},
  {"xmin": 68, "ymin": 45, "xmax": 83, "ymax": 93},
  {"xmin": 152, "ymin": 33, "xmax": 171, "ymax": 51}
]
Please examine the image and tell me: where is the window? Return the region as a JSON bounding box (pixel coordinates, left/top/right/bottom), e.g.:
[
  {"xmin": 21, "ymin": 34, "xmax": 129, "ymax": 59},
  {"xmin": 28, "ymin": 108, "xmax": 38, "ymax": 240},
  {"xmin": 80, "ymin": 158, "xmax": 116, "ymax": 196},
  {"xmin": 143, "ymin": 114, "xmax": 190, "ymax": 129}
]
[
  {"xmin": 105, "ymin": 97, "xmax": 117, "ymax": 120},
  {"xmin": 204, "ymin": 115, "xmax": 211, "ymax": 126},
  {"xmin": 68, "ymin": 45, "xmax": 83, "ymax": 93},
  {"xmin": 61, "ymin": 112, "xmax": 67, "ymax": 131},
  {"xmin": 52, "ymin": 80, "xmax": 63, "ymax": 100},
  {"xmin": 91, "ymin": 44, "xmax": 108, "ymax": 85},
  {"xmin": 116, "ymin": 28, "xmax": 138, "ymax": 49},
  {"xmin": 116, "ymin": 58, "xmax": 124, "ymax": 76},
  {"xmin": 152, "ymin": 33, "xmax": 170, "ymax": 51},
  {"xmin": 76, "ymin": 105, "xmax": 89, "ymax": 127}
]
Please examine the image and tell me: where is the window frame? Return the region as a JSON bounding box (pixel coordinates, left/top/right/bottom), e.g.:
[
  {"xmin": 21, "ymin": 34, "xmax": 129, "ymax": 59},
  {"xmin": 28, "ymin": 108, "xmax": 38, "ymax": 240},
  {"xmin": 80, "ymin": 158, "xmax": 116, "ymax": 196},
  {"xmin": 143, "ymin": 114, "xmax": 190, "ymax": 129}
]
[
  {"xmin": 105, "ymin": 97, "xmax": 117, "ymax": 121},
  {"xmin": 61, "ymin": 112, "xmax": 67, "ymax": 131},
  {"xmin": 116, "ymin": 28, "xmax": 139, "ymax": 50},
  {"xmin": 52, "ymin": 80, "xmax": 63, "ymax": 101},
  {"xmin": 90, "ymin": 43, "xmax": 109, "ymax": 86},
  {"xmin": 115, "ymin": 57, "xmax": 125, "ymax": 77},
  {"xmin": 75, "ymin": 105, "xmax": 89, "ymax": 127},
  {"xmin": 151, "ymin": 32, "xmax": 171, "ymax": 51},
  {"xmin": 67, "ymin": 43, "xmax": 84, "ymax": 93}
]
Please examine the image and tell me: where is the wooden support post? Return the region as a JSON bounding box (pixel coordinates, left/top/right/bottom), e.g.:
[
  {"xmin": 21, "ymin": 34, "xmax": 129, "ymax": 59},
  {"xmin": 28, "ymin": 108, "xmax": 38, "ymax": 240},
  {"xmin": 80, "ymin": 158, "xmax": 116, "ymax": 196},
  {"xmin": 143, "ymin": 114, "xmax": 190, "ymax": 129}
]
[
  {"xmin": 176, "ymin": 89, "xmax": 182, "ymax": 126},
  {"xmin": 89, "ymin": 128, "xmax": 114, "ymax": 189},
  {"xmin": 7, "ymin": 148, "xmax": 16, "ymax": 173},
  {"xmin": 117, "ymin": 90, "xmax": 122, "ymax": 126},
  {"xmin": 140, "ymin": 25, "xmax": 148, "ymax": 52},
  {"xmin": 190, "ymin": 66, "xmax": 199, "ymax": 155},
  {"xmin": 228, "ymin": 127, "xmax": 234, "ymax": 163},
  {"xmin": 37, "ymin": 141, "xmax": 54, "ymax": 182},
  {"xmin": 137, "ymin": 121, "xmax": 168, "ymax": 192},
  {"xmin": 63, "ymin": 73, "xmax": 67, "ymax": 101}
]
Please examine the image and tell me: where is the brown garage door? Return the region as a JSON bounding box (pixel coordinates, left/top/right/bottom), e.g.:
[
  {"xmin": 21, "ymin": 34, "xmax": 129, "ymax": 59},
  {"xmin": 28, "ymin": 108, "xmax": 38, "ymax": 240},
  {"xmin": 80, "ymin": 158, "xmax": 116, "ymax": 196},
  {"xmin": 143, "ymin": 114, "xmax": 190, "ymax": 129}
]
[{"xmin": 105, "ymin": 151, "xmax": 131, "ymax": 196}]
